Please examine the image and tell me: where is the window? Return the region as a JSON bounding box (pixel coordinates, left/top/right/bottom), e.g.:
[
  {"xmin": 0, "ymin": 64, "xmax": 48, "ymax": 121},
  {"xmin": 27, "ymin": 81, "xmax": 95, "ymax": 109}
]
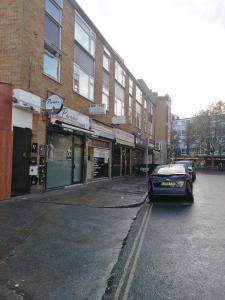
[
  {"xmin": 45, "ymin": 0, "xmax": 61, "ymax": 23},
  {"xmin": 102, "ymin": 71, "xmax": 109, "ymax": 110},
  {"xmin": 103, "ymin": 54, "xmax": 110, "ymax": 71},
  {"xmin": 136, "ymin": 86, "xmax": 142, "ymax": 104},
  {"xmin": 148, "ymin": 122, "xmax": 153, "ymax": 137},
  {"xmin": 103, "ymin": 47, "xmax": 110, "ymax": 71},
  {"xmin": 128, "ymin": 96, "xmax": 132, "ymax": 123},
  {"xmin": 43, "ymin": 50, "xmax": 60, "ymax": 80},
  {"xmin": 143, "ymin": 99, "xmax": 147, "ymax": 109},
  {"xmin": 115, "ymin": 61, "xmax": 126, "ymax": 87},
  {"xmin": 144, "ymin": 110, "xmax": 147, "ymax": 132},
  {"xmin": 73, "ymin": 64, "xmax": 94, "ymax": 100},
  {"xmin": 115, "ymin": 83, "xmax": 124, "ymax": 116},
  {"xmin": 75, "ymin": 12, "xmax": 95, "ymax": 56},
  {"xmin": 43, "ymin": 0, "xmax": 62, "ymax": 80},
  {"xmin": 73, "ymin": 44, "xmax": 95, "ymax": 101},
  {"xmin": 136, "ymin": 102, "xmax": 142, "ymax": 129},
  {"xmin": 129, "ymin": 78, "xmax": 133, "ymax": 95}
]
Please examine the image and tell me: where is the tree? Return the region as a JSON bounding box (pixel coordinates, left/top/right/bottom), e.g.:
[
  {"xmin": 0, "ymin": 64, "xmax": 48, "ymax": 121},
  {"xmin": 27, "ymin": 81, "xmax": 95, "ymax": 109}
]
[
  {"xmin": 187, "ymin": 101, "xmax": 225, "ymax": 167},
  {"xmin": 185, "ymin": 122, "xmax": 195, "ymax": 155}
]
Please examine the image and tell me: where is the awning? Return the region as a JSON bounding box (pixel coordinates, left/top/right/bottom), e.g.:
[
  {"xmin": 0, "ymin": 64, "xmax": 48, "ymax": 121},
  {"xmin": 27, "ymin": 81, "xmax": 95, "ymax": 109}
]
[
  {"xmin": 51, "ymin": 120, "xmax": 95, "ymax": 136},
  {"xmin": 115, "ymin": 139, "xmax": 135, "ymax": 148},
  {"xmin": 61, "ymin": 123, "xmax": 95, "ymax": 136}
]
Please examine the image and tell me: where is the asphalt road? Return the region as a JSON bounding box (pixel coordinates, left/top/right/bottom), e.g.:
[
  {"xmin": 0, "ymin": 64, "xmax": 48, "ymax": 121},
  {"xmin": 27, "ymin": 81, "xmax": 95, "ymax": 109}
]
[{"xmin": 104, "ymin": 171, "xmax": 225, "ymax": 300}]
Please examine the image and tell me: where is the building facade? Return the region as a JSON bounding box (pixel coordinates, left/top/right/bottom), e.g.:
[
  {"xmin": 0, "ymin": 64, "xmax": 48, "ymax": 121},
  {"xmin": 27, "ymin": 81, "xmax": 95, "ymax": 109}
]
[
  {"xmin": 0, "ymin": 0, "xmax": 171, "ymax": 199},
  {"xmin": 154, "ymin": 95, "xmax": 172, "ymax": 164},
  {"xmin": 171, "ymin": 117, "xmax": 191, "ymax": 156}
]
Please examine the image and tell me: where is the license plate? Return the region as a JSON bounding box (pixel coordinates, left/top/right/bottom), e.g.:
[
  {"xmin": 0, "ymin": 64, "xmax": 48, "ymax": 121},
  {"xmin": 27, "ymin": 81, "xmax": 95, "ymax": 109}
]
[{"xmin": 161, "ymin": 182, "xmax": 176, "ymax": 187}]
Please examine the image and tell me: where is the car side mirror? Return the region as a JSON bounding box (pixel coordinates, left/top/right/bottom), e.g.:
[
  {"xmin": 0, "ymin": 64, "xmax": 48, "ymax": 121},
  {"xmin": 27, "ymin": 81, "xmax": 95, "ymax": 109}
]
[{"xmin": 188, "ymin": 166, "xmax": 193, "ymax": 171}]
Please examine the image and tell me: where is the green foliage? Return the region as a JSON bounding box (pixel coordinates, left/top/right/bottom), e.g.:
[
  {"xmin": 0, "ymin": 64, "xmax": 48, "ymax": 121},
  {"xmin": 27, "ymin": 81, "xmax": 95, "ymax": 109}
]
[{"xmin": 187, "ymin": 101, "xmax": 225, "ymax": 158}]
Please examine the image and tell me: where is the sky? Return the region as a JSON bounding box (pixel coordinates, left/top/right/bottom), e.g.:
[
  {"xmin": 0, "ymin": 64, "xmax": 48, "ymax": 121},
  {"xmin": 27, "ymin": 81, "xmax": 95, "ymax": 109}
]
[{"xmin": 76, "ymin": 0, "xmax": 225, "ymax": 118}]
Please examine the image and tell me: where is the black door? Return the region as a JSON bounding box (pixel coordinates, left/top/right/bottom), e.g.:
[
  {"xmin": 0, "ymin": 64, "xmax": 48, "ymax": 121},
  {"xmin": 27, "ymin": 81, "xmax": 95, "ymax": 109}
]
[{"xmin": 11, "ymin": 127, "xmax": 32, "ymax": 196}]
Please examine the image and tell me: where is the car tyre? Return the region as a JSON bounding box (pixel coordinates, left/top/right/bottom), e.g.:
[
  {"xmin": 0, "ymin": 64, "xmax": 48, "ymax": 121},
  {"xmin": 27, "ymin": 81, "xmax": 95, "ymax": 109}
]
[{"xmin": 186, "ymin": 193, "xmax": 194, "ymax": 203}]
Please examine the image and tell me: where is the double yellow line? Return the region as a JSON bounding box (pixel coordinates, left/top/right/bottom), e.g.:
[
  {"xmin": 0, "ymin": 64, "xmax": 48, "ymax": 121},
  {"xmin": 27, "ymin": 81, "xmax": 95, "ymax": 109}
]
[{"xmin": 114, "ymin": 204, "xmax": 153, "ymax": 300}]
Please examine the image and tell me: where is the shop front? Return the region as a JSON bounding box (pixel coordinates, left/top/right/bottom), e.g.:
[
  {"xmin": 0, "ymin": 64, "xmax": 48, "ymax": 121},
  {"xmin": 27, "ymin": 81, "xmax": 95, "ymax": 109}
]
[
  {"xmin": 112, "ymin": 128, "xmax": 135, "ymax": 177},
  {"xmin": 133, "ymin": 136, "xmax": 147, "ymax": 175},
  {"xmin": 87, "ymin": 120, "xmax": 114, "ymax": 181},
  {"xmin": 11, "ymin": 89, "xmax": 41, "ymax": 196},
  {"xmin": 46, "ymin": 107, "xmax": 91, "ymax": 189}
]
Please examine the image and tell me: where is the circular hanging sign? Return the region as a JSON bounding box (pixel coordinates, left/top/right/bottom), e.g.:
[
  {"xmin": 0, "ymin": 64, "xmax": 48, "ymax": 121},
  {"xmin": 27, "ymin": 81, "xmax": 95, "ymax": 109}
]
[{"xmin": 46, "ymin": 95, "xmax": 63, "ymax": 115}]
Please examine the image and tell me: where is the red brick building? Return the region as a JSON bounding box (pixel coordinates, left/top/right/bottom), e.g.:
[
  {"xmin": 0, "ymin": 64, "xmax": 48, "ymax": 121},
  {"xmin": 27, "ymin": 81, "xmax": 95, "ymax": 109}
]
[{"xmin": 0, "ymin": 0, "xmax": 171, "ymax": 198}]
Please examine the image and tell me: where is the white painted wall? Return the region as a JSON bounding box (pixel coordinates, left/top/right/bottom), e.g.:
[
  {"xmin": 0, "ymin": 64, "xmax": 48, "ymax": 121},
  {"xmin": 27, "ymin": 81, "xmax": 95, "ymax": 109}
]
[{"xmin": 12, "ymin": 107, "xmax": 33, "ymax": 129}]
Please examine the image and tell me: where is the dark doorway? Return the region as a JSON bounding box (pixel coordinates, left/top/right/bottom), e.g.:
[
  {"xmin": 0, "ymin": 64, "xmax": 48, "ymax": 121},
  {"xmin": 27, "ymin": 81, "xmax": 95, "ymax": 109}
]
[{"xmin": 11, "ymin": 127, "xmax": 31, "ymax": 196}]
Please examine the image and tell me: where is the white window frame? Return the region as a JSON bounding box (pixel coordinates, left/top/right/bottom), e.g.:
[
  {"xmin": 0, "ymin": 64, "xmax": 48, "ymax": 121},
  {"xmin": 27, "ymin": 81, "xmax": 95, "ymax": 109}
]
[
  {"xmin": 128, "ymin": 96, "xmax": 132, "ymax": 124},
  {"xmin": 115, "ymin": 61, "xmax": 126, "ymax": 87},
  {"xmin": 73, "ymin": 63, "xmax": 94, "ymax": 101},
  {"xmin": 115, "ymin": 83, "xmax": 125, "ymax": 116},
  {"xmin": 43, "ymin": 0, "xmax": 62, "ymax": 81},
  {"xmin": 136, "ymin": 86, "xmax": 142, "ymax": 104},
  {"xmin": 136, "ymin": 101, "xmax": 142, "ymax": 129},
  {"xmin": 43, "ymin": 49, "xmax": 60, "ymax": 81},
  {"xmin": 75, "ymin": 11, "xmax": 96, "ymax": 57},
  {"xmin": 129, "ymin": 78, "xmax": 133, "ymax": 95}
]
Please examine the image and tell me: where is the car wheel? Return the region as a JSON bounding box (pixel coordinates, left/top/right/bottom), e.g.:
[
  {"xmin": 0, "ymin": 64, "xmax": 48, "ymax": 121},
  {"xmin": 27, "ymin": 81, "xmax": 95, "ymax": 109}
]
[
  {"xmin": 186, "ymin": 193, "xmax": 194, "ymax": 202},
  {"xmin": 148, "ymin": 194, "xmax": 155, "ymax": 202}
]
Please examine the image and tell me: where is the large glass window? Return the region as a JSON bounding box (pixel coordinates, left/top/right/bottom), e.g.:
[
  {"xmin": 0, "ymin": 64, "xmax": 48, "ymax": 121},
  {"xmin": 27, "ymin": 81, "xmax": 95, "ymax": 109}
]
[
  {"xmin": 102, "ymin": 71, "xmax": 109, "ymax": 110},
  {"xmin": 43, "ymin": 0, "xmax": 62, "ymax": 81},
  {"xmin": 129, "ymin": 78, "xmax": 133, "ymax": 95},
  {"xmin": 136, "ymin": 102, "xmax": 142, "ymax": 129},
  {"xmin": 43, "ymin": 50, "xmax": 60, "ymax": 80},
  {"xmin": 75, "ymin": 12, "xmax": 95, "ymax": 57},
  {"xmin": 103, "ymin": 54, "xmax": 110, "ymax": 71},
  {"xmin": 115, "ymin": 83, "xmax": 124, "ymax": 116},
  {"xmin": 73, "ymin": 44, "xmax": 95, "ymax": 101},
  {"xmin": 144, "ymin": 110, "xmax": 147, "ymax": 132},
  {"xmin": 128, "ymin": 96, "xmax": 132, "ymax": 124},
  {"xmin": 73, "ymin": 64, "xmax": 94, "ymax": 100},
  {"xmin": 44, "ymin": 15, "xmax": 60, "ymax": 48},
  {"xmin": 136, "ymin": 86, "xmax": 142, "ymax": 104},
  {"xmin": 45, "ymin": 0, "xmax": 61, "ymax": 23},
  {"xmin": 115, "ymin": 61, "xmax": 126, "ymax": 87}
]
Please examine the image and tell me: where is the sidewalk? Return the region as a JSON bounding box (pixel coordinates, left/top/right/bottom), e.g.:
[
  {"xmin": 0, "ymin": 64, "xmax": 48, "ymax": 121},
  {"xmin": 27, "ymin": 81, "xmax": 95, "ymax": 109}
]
[
  {"xmin": 0, "ymin": 176, "xmax": 147, "ymax": 300},
  {"xmin": 8, "ymin": 176, "xmax": 147, "ymax": 208}
]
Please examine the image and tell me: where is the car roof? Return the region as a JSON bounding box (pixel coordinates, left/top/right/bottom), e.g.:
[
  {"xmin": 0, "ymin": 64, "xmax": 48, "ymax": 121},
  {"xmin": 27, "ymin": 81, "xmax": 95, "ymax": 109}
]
[
  {"xmin": 153, "ymin": 164, "xmax": 186, "ymax": 175},
  {"xmin": 175, "ymin": 160, "xmax": 193, "ymax": 166}
]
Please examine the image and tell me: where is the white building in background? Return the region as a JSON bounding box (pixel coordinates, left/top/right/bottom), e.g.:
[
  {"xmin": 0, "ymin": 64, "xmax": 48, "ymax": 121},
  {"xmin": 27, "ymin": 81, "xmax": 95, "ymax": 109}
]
[{"xmin": 172, "ymin": 117, "xmax": 191, "ymax": 155}]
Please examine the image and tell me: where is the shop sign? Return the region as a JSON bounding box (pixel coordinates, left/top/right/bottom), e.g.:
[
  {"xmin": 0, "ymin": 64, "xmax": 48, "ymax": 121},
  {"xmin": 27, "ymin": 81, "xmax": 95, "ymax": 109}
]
[
  {"xmin": 89, "ymin": 104, "xmax": 106, "ymax": 115},
  {"xmin": 135, "ymin": 136, "xmax": 147, "ymax": 148},
  {"xmin": 112, "ymin": 116, "xmax": 126, "ymax": 124},
  {"xmin": 46, "ymin": 95, "xmax": 63, "ymax": 114},
  {"xmin": 91, "ymin": 120, "xmax": 114, "ymax": 140},
  {"xmin": 55, "ymin": 107, "xmax": 89, "ymax": 129},
  {"xmin": 12, "ymin": 89, "xmax": 41, "ymax": 113},
  {"xmin": 115, "ymin": 128, "xmax": 134, "ymax": 144}
]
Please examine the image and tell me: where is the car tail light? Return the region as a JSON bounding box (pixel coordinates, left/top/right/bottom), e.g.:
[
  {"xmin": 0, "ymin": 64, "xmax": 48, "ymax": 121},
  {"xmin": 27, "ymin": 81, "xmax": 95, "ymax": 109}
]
[
  {"xmin": 186, "ymin": 181, "xmax": 192, "ymax": 192},
  {"xmin": 147, "ymin": 183, "xmax": 152, "ymax": 192}
]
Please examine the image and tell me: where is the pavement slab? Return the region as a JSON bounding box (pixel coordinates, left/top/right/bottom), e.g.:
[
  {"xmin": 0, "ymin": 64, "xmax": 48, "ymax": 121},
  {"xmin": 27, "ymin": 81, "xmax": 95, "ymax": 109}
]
[{"xmin": 0, "ymin": 176, "xmax": 147, "ymax": 299}]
